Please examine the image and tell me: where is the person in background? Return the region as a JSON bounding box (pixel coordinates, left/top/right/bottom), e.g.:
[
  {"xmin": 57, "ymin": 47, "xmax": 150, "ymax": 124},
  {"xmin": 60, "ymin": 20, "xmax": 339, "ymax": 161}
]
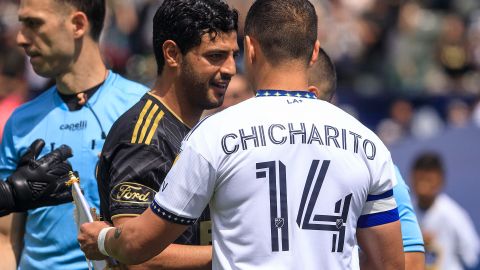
[
  {"xmin": 411, "ymin": 152, "xmax": 479, "ymax": 270},
  {"xmin": 0, "ymin": 49, "xmax": 27, "ymax": 138}
]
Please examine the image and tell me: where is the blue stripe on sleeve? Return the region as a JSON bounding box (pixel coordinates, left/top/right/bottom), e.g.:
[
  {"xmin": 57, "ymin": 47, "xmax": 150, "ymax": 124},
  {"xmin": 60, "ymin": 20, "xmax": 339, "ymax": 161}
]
[
  {"xmin": 357, "ymin": 208, "xmax": 399, "ymax": 228},
  {"xmin": 366, "ymin": 189, "xmax": 394, "ymax": 201}
]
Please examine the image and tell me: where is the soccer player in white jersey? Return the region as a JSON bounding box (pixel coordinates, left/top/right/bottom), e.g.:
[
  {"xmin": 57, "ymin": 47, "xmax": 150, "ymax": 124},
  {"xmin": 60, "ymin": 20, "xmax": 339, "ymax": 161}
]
[
  {"xmin": 309, "ymin": 48, "xmax": 426, "ymax": 270},
  {"xmin": 78, "ymin": 0, "xmax": 404, "ymax": 269}
]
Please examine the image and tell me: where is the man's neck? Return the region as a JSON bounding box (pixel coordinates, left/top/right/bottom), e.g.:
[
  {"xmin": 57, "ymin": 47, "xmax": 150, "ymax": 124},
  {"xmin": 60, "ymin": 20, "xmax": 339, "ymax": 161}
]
[
  {"xmin": 55, "ymin": 43, "xmax": 107, "ymax": 95},
  {"xmin": 254, "ymin": 62, "xmax": 309, "ymax": 91},
  {"xmin": 418, "ymin": 197, "xmax": 436, "ymax": 211},
  {"xmin": 149, "ymin": 74, "xmax": 203, "ymax": 128}
]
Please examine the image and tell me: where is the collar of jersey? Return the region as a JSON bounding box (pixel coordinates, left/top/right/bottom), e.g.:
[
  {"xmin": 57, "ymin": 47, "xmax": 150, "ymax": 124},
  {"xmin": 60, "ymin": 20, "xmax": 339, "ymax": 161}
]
[
  {"xmin": 255, "ymin": 90, "xmax": 317, "ymax": 99},
  {"xmin": 53, "ymin": 70, "xmax": 112, "ymax": 110}
]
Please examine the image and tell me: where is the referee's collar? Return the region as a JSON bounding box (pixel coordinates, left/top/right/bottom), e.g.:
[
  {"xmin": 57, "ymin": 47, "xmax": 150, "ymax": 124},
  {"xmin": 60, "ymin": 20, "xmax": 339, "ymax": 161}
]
[{"xmin": 255, "ymin": 90, "xmax": 317, "ymax": 99}]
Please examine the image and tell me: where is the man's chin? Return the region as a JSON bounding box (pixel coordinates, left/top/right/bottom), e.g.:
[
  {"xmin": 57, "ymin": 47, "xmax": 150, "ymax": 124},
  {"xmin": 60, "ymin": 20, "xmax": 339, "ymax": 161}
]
[
  {"xmin": 203, "ymin": 97, "xmax": 224, "ymax": 110},
  {"xmin": 31, "ymin": 66, "xmax": 55, "ymax": 78}
]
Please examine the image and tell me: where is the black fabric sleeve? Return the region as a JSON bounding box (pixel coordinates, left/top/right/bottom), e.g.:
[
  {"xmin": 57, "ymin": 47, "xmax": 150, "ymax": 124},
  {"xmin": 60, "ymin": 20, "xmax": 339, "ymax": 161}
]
[{"xmin": 102, "ymin": 142, "xmax": 174, "ymax": 220}]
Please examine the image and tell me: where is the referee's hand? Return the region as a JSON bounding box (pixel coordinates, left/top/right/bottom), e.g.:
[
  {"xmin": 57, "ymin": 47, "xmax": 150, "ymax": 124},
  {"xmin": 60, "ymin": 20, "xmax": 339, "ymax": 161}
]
[
  {"xmin": 78, "ymin": 221, "xmax": 111, "ymax": 260},
  {"xmin": 3, "ymin": 139, "xmax": 74, "ymax": 212}
]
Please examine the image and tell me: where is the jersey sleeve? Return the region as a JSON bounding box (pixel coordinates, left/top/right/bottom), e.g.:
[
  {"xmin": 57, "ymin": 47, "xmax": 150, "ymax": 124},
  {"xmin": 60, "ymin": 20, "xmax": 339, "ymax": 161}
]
[
  {"xmin": 152, "ymin": 143, "xmax": 216, "ymax": 225},
  {"xmin": 393, "ymin": 166, "xmax": 425, "ymax": 253},
  {"xmin": 357, "ymin": 153, "xmax": 399, "ymax": 228},
  {"xmin": 103, "ymin": 142, "xmax": 173, "ymax": 219},
  {"xmin": 0, "ymin": 117, "xmax": 19, "ymax": 180}
]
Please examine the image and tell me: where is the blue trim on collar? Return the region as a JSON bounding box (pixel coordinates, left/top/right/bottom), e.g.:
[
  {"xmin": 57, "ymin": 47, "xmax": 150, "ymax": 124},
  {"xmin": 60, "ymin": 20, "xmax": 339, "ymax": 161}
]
[{"xmin": 255, "ymin": 90, "xmax": 317, "ymax": 99}]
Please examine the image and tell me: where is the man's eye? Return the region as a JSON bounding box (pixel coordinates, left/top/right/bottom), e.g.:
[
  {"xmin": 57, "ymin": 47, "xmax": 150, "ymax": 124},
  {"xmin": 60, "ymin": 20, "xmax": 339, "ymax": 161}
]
[
  {"xmin": 24, "ymin": 19, "xmax": 41, "ymax": 29},
  {"xmin": 208, "ymin": 54, "xmax": 224, "ymax": 61}
]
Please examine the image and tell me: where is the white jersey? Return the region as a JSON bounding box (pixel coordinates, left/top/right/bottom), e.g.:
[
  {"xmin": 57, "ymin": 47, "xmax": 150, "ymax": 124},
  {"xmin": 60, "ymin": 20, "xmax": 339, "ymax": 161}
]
[
  {"xmin": 417, "ymin": 193, "xmax": 480, "ymax": 270},
  {"xmin": 153, "ymin": 90, "xmax": 399, "ymax": 270}
]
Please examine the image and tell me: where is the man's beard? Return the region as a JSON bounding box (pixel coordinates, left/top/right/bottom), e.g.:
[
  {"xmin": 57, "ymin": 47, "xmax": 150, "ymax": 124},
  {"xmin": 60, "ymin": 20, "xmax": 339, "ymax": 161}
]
[{"xmin": 180, "ymin": 61, "xmax": 223, "ymax": 110}]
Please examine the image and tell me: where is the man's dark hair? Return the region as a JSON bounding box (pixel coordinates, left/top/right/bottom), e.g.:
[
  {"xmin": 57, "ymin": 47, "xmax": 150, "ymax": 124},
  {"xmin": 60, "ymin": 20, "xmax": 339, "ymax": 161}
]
[
  {"xmin": 152, "ymin": 0, "xmax": 238, "ymax": 75},
  {"xmin": 308, "ymin": 48, "xmax": 336, "ymax": 101},
  {"xmin": 56, "ymin": 0, "xmax": 106, "ymax": 41},
  {"xmin": 412, "ymin": 152, "xmax": 445, "ymax": 176},
  {"xmin": 244, "ymin": 0, "xmax": 317, "ymax": 65}
]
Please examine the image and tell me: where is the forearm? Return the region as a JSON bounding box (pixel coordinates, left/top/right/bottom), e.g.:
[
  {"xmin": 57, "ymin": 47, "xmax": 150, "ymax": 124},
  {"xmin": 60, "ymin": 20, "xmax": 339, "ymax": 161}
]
[
  {"xmin": 0, "ymin": 214, "xmax": 18, "ymax": 270},
  {"xmin": 125, "ymin": 244, "xmax": 212, "ymax": 270},
  {"xmin": 104, "ymin": 209, "xmax": 187, "ymax": 265},
  {"xmin": 357, "ymin": 221, "xmax": 404, "ymax": 270},
  {"xmin": 405, "ymin": 252, "xmax": 425, "ymax": 270}
]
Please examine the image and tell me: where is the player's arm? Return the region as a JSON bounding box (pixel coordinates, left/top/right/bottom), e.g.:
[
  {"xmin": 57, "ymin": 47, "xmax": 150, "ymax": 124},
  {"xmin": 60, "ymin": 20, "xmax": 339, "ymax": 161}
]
[
  {"xmin": 0, "ymin": 214, "xmax": 16, "ymax": 270},
  {"xmin": 357, "ymin": 220, "xmax": 404, "ymax": 270},
  {"xmin": 358, "ymin": 151, "xmax": 404, "ymax": 270},
  {"xmin": 405, "ymin": 252, "xmax": 425, "ymax": 270},
  {"xmin": 80, "ymin": 142, "xmax": 216, "ymax": 265},
  {"xmin": 392, "ymin": 166, "xmax": 425, "ymax": 270},
  {"xmin": 112, "ymin": 216, "xmax": 211, "ymax": 269},
  {"xmin": 79, "ymin": 207, "xmax": 188, "ymax": 264},
  {"xmin": 100, "ymin": 142, "xmax": 212, "ymax": 269}
]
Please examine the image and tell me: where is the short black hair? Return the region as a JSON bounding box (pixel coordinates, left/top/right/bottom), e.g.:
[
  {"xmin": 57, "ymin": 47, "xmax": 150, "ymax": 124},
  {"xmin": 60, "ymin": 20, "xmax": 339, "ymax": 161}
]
[
  {"xmin": 244, "ymin": 0, "xmax": 317, "ymax": 65},
  {"xmin": 153, "ymin": 0, "xmax": 238, "ymax": 75},
  {"xmin": 309, "ymin": 48, "xmax": 336, "ymax": 101},
  {"xmin": 55, "ymin": 0, "xmax": 106, "ymax": 41},
  {"xmin": 412, "ymin": 152, "xmax": 445, "ymax": 175}
]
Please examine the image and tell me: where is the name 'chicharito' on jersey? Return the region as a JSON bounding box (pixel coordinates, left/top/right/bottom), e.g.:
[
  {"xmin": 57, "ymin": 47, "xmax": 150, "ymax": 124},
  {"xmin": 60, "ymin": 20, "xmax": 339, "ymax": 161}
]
[{"xmin": 220, "ymin": 122, "xmax": 377, "ymax": 159}]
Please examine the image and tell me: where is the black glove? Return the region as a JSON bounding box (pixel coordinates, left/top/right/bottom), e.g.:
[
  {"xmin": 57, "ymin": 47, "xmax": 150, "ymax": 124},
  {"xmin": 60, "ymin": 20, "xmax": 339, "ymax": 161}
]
[{"xmin": 0, "ymin": 139, "xmax": 74, "ymax": 216}]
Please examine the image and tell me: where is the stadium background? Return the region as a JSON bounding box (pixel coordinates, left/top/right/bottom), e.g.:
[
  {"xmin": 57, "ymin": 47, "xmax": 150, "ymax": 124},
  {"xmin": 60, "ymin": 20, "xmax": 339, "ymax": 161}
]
[{"xmin": 1, "ymin": 0, "xmax": 479, "ymax": 268}]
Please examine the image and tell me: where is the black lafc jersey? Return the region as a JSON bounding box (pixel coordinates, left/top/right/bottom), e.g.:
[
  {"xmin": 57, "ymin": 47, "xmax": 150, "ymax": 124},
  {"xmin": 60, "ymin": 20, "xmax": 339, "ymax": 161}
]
[{"xmin": 98, "ymin": 93, "xmax": 211, "ymax": 245}]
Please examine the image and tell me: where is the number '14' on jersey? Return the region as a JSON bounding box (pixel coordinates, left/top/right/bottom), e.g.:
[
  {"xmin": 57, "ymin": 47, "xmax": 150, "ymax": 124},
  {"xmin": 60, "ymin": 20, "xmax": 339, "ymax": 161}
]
[{"xmin": 256, "ymin": 160, "xmax": 352, "ymax": 253}]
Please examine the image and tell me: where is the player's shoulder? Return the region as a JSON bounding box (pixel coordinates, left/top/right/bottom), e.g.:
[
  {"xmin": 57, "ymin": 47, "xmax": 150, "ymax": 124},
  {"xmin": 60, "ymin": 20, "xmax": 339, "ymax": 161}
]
[
  {"xmin": 107, "ymin": 92, "xmax": 187, "ymax": 146},
  {"xmin": 436, "ymin": 194, "xmax": 468, "ymax": 214},
  {"xmin": 101, "ymin": 72, "xmax": 148, "ymax": 100},
  {"xmin": 105, "ymin": 93, "xmax": 154, "ymax": 143},
  {"xmin": 107, "ymin": 72, "xmax": 149, "ymax": 91}
]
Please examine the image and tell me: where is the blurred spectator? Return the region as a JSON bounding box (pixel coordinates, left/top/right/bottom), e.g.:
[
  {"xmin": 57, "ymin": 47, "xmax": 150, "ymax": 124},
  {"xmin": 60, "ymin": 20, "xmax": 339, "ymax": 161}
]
[
  {"xmin": 411, "ymin": 152, "xmax": 480, "ymax": 270},
  {"xmin": 377, "ymin": 99, "xmax": 413, "ymax": 145},
  {"xmin": 473, "ymin": 98, "xmax": 480, "ymax": 127},
  {"xmin": 410, "ymin": 105, "xmax": 444, "ymax": 139},
  {"xmin": 446, "ymin": 99, "xmax": 471, "ymax": 128},
  {"xmin": 0, "ymin": 14, "xmax": 27, "ymax": 138}
]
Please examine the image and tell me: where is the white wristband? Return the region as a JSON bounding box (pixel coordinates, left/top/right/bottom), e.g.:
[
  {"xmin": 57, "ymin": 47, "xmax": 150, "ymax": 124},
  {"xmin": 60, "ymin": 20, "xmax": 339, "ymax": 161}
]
[{"xmin": 98, "ymin": 227, "xmax": 115, "ymax": 257}]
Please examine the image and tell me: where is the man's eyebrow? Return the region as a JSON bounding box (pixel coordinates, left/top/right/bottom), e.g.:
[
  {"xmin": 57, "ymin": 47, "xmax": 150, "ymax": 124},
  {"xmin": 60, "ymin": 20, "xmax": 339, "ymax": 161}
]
[{"xmin": 18, "ymin": 15, "xmax": 42, "ymax": 22}]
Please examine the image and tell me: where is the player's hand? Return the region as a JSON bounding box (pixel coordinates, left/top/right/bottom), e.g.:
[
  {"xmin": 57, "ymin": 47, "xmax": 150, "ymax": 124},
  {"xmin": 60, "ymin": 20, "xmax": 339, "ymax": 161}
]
[
  {"xmin": 6, "ymin": 139, "xmax": 74, "ymax": 211},
  {"xmin": 78, "ymin": 221, "xmax": 112, "ymax": 260}
]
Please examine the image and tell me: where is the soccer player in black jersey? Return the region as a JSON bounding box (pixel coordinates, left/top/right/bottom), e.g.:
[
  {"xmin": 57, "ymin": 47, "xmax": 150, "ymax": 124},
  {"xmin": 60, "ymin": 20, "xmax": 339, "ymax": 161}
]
[{"xmin": 96, "ymin": 0, "xmax": 238, "ymax": 269}]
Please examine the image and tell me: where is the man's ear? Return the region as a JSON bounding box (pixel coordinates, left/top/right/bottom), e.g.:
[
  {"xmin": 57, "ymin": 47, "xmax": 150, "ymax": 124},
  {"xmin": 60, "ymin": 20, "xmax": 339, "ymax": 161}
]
[
  {"xmin": 309, "ymin": 40, "xmax": 321, "ymax": 67},
  {"xmin": 308, "ymin": 86, "xmax": 320, "ymax": 100},
  {"xmin": 163, "ymin": 40, "xmax": 182, "ymax": 68},
  {"xmin": 71, "ymin": 11, "xmax": 88, "ymax": 39},
  {"xmin": 244, "ymin": 35, "xmax": 256, "ymax": 66}
]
